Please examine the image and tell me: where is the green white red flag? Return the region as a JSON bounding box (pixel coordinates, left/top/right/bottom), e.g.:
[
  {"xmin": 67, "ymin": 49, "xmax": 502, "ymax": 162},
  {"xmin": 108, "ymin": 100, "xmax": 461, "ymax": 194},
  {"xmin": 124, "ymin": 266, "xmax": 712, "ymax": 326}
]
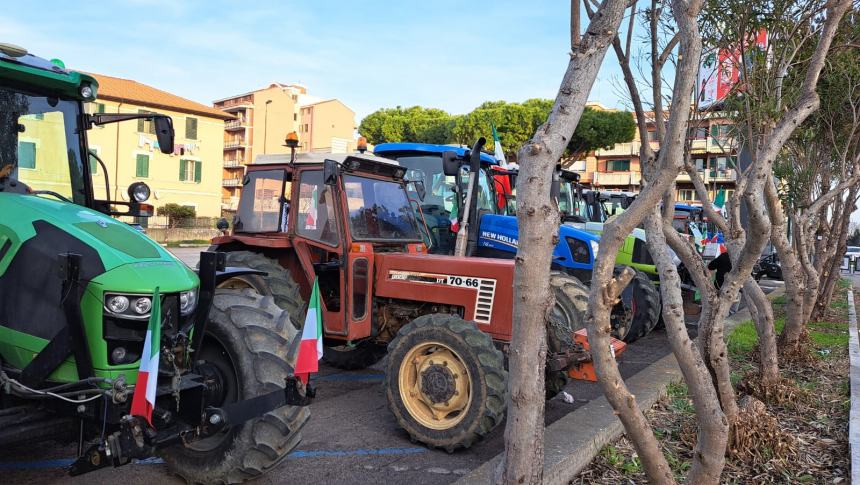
[
  {"xmin": 492, "ymin": 124, "xmax": 508, "ymax": 168},
  {"xmin": 294, "ymin": 277, "xmax": 323, "ymax": 384},
  {"xmin": 130, "ymin": 288, "xmax": 161, "ymax": 427}
]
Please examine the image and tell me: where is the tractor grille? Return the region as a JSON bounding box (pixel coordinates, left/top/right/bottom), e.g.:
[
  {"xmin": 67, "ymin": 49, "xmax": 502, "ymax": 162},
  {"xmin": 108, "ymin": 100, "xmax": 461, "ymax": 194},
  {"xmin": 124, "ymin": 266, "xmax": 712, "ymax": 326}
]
[{"xmin": 474, "ymin": 279, "xmax": 497, "ymax": 324}]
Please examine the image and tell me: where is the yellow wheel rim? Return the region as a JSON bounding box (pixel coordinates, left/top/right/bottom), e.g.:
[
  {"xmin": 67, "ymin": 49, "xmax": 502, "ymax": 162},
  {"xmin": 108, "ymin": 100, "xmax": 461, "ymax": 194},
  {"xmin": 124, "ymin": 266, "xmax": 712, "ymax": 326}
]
[
  {"xmin": 398, "ymin": 341, "xmax": 471, "ymax": 430},
  {"xmin": 216, "ymin": 277, "xmax": 258, "ymax": 291}
]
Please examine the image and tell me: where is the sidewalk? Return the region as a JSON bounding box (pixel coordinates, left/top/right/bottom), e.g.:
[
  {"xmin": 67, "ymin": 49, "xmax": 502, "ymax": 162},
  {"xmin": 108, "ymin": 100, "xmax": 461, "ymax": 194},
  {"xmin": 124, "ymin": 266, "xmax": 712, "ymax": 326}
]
[{"xmin": 457, "ymin": 286, "xmax": 784, "ymax": 485}]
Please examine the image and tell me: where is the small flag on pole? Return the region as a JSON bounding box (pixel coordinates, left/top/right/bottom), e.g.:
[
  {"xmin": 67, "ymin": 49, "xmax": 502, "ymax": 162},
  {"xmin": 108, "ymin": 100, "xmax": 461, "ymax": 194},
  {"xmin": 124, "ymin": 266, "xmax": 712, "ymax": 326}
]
[
  {"xmin": 491, "ymin": 124, "xmax": 508, "ymax": 168},
  {"xmin": 130, "ymin": 288, "xmax": 161, "ymax": 427},
  {"xmin": 295, "ymin": 277, "xmax": 323, "ymax": 384},
  {"xmin": 713, "ymin": 189, "xmax": 727, "ymax": 217}
]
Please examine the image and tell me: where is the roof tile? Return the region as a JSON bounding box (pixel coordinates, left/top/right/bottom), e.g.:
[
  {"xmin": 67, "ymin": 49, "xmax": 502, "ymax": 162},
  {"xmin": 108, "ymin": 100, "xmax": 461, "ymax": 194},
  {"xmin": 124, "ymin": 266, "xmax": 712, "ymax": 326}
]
[{"xmin": 89, "ymin": 73, "xmax": 234, "ymax": 120}]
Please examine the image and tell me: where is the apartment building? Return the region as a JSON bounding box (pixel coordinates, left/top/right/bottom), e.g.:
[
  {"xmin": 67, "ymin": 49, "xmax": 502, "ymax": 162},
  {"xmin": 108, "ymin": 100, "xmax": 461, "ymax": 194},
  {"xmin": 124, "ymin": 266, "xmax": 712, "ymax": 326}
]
[
  {"xmin": 569, "ymin": 105, "xmax": 738, "ymax": 204},
  {"xmin": 86, "ymin": 73, "xmax": 233, "ymax": 219},
  {"xmin": 213, "ymin": 83, "xmax": 357, "ymax": 211}
]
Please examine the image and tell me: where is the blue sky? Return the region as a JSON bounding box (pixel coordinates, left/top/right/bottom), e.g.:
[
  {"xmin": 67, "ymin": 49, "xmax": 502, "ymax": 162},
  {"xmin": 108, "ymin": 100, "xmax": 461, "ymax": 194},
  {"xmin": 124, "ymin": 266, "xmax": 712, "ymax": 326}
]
[{"xmin": 1, "ymin": 0, "xmax": 635, "ymax": 121}]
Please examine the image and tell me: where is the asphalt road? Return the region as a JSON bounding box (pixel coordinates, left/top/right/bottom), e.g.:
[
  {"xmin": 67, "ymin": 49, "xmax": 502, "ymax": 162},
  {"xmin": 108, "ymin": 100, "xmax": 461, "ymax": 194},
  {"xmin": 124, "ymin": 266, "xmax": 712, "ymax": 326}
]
[{"xmin": 0, "ymin": 247, "xmax": 784, "ymax": 484}]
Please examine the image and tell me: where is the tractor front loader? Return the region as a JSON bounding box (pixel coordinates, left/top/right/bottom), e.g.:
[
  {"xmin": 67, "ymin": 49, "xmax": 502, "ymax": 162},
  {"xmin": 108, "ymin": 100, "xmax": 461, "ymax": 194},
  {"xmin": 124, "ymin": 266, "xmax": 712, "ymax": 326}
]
[
  {"xmin": 0, "ymin": 44, "xmax": 312, "ymax": 483},
  {"xmin": 210, "ymin": 142, "xmax": 625, "ymax": 452}
]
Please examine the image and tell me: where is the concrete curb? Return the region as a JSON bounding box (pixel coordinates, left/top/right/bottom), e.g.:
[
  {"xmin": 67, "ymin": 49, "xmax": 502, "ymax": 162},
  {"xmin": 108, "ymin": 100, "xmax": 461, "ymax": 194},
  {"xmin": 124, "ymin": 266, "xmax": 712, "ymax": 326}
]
[
  {"xmin": 847, "ymin": 287, "xmax": 859, "ymax": 485},
  {"xmin": 456, "ymin": 286, "xmax": 784, "ymax": 485}
]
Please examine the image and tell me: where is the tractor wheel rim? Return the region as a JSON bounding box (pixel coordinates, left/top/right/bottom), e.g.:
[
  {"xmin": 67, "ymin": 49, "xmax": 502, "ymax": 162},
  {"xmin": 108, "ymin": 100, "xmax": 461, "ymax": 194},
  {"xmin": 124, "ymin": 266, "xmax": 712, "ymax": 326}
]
[
  {"xmin": 399, "ymin": 341, "xmax": 471, "ymax": 430},
  {"xmin": 216, "ymin": 276, "xmax": 258, "ymax": 291}
]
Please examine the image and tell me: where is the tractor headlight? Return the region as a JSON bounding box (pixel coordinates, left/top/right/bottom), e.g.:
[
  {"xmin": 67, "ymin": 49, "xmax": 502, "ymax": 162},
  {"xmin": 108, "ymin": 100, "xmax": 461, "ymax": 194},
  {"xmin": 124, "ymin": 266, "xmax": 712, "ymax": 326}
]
[
  {"xmin": 179, "ymin": 289, "xmax": 197, "ymax": 316},
  {"xmin": 133, "ymin": 297, "xmax": 152, "ymax": 315},
  {"xmin": 106, "ymin": 295, "xmax": 130, "ymax": 314},
  {"xmin": 105, "ymin": 293, "xmax": 153, "ymax": 319},
  {"xmin": 128, "ymin": 182, "xmax": 151, "ymax": 203},
  {"xmin": 590, "ymin": 240, "xmax": 599, "ymax": 260}
]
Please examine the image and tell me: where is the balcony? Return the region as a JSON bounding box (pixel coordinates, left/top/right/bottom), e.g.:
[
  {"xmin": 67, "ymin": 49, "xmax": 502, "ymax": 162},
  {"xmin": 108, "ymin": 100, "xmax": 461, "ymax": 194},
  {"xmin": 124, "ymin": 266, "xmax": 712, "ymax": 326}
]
[
  {"xmin": 224, "ymin": 158, "xmax": 244, "ymax": 168},
  {"xmin": 217, "ymin": 97, "xmax": 254, "ymax": 111},
  {"xmin": 223, "ymin": 178, "xmax": 242, "ymax": 187},
  {"xmin": 221, "ymin": 197, "xmax": 240, "ymax": 211},
  {"xmin": 675, "ymin": 169, "xmax": 737, "ymax": 184},
  {"xmin": 593, "ymin": 171, "xmax": 641, "ymax": 187},
  {"xmin": 595, "ymin": 141, "xmax": 640, "ymax": 157},
  {"xmin": 224, "ymin": 140, "xmax": 247, "ymax": 149},
  {"xmin": 225, "ymin": 119, "xmax": 248, "ymax": 130}
]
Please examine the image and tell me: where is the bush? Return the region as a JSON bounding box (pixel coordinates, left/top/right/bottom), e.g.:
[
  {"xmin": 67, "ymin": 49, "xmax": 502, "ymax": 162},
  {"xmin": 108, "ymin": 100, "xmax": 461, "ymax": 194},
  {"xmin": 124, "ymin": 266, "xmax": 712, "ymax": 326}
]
[{"xmin": 157, "ymin": 203, "xmax": 196, "ymax": 228}]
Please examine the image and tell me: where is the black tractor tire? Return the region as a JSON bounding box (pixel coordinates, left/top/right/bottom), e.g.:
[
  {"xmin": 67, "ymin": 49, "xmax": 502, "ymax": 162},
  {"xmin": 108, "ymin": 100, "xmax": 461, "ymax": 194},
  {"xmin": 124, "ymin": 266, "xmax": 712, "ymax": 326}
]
[
  {"xmin": 161, "ymin": 289, "xmax": 309, "ymax": 484},
  {"xmin": 220, "ymin": 251, "xmax": 305, "ymax": 328},
  {"xmin": 384, "ymin": 314, "xmax": 507, "ymax": 451},
  {"xmin": 618, "ymin": 269, "xmax": 661, "ymax": 343},
  {"xmin": 546, "ymin": 272, "xmax": 589, "ymax": 399},
  {"xmin": 322, "ymin": 341, "xmax": 387, "ymax": 370}
]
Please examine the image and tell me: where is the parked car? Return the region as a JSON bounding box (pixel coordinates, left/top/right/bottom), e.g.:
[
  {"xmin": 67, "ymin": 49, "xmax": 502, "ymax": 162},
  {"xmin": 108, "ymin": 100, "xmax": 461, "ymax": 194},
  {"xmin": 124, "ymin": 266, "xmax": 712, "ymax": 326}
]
[{"xmin": 753, "ymin": 252, "xmax": 783, "ymax": 281}]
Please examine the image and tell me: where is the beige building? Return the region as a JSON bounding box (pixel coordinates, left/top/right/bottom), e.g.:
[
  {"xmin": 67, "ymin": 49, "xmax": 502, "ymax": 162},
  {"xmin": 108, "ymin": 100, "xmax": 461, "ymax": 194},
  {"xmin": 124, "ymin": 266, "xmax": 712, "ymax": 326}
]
[
  {"xmin": 568, "ymin": 103, "xmax": 738, "ymax": 204},
  {"xmin": 86, "ymin": 73, "xmax": 232, "ymax": 219},
  {"xmin": 214, "ymin": 83, "xmax": 357, "ymax": 212}
]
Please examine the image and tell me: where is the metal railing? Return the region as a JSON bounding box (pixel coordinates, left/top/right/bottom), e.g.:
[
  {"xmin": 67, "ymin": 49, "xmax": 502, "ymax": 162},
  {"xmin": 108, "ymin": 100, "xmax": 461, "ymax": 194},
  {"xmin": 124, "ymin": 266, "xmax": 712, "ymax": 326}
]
[
  {"xmin": 223, "ymin": 159, "xmax": 244, "ymax": 168},
  {"xmin": 223, "ymin": 178, "xmax": 242, "ymax": 187}
]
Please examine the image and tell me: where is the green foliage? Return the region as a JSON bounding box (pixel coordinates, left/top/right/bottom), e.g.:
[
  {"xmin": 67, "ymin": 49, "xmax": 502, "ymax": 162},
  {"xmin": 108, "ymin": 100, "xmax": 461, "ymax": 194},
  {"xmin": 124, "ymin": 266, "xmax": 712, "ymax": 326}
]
[
  {"xmin": 358, "ymin": 106, "xmax": 456, "ymax": 145},
  {"xmin": 601, "ymin": 445, "xmax": 643, "ymax": 475},
  {"xmin": 360, "ymin": 100, "xmax": 636, "ymax": 161},
  {"xmin": 567, "ymin": 108, "xmax": 637, "ymax": 160},
  {"xmin": 157, "ymin": 203, "xmax": 196, "ymax": 228}
]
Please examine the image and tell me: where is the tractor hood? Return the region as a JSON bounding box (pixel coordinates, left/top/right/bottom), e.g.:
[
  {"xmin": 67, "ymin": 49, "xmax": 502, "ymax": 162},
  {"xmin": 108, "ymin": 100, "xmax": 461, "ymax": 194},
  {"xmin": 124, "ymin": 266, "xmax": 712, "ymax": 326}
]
[{"xmin": 0, "ymin": 193, "xmax": 179, "ymax": 272}]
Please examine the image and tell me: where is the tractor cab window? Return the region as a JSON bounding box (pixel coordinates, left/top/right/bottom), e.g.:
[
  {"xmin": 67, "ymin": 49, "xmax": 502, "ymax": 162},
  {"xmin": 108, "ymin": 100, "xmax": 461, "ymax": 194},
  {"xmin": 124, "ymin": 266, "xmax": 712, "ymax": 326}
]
[
  {"xmin": 234, "ymin": 169, "xmax": 289, "ymax": 233},
  {"xmin": 0, "ymin": 89, "xmax": 86, "ymax": 205},
  {"xmin": 344, "ymin": 175, "xmax": 422, "ymax": 242},
  {"xmin": 297, "ymin": 170, "xmax": 338, "ymax": 245}
]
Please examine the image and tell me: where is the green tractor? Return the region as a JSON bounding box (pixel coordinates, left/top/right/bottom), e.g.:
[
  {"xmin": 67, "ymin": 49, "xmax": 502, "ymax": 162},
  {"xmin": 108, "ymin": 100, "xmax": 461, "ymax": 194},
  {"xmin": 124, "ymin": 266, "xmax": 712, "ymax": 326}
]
[{"xmin": 0, "ymin": 43, "xmax": 312, "ymax": 482}]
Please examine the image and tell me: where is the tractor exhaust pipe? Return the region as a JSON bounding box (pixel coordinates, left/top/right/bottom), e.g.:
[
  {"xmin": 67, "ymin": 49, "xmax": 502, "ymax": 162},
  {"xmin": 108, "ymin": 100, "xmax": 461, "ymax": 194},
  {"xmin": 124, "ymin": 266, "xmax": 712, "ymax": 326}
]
[{"xmin": 454, "ymin": 137, "xmax": 486, "ymax": 257}]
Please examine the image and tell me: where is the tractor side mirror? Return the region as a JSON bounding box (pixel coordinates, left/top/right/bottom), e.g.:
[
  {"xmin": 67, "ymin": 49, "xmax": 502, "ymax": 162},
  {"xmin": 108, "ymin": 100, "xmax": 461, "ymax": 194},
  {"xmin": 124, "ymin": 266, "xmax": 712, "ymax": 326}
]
[
  {"xmin": 442, "ymin": 151, "xmax": 461, "ymax": 176},
  {"xmin": 550, "ymin": 171, "xmax": 560, "ymax": 201},
  {"xmin": 153, "ymin": 116, "xmax": 175, "ymax": 154},
  {"xmin": 323, "ymin": 159, "xmax": 339, "ymax": 186},
  {"xmin": 410, "ymin": 180, "xmax": 426, "ymax": 201},
  {"xmin": 216, "ymin": 218, "xmax": 229, "ymax": 231}
]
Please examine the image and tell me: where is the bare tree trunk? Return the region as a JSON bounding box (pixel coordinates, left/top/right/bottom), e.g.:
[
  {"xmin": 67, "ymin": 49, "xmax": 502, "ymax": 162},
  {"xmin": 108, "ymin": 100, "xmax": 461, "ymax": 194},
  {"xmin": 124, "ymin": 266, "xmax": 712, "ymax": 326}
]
[
  {"xmin": 582, "ymin": 0, "xmax": 705, "ymax": 482},
  {"xmin": 743, "ymin": 279, "xmax": 779, "ymax": 386},
  {"xmin": 500, "ymin": 0, "xmax": 629, "ymax": 482},
  {"xmin": 765, "ymin": 178, "xmax": 807, "ymax": 348},
  {"xmin": 651, "ymin": 212, "xmax": 730, "ymax": 483}
]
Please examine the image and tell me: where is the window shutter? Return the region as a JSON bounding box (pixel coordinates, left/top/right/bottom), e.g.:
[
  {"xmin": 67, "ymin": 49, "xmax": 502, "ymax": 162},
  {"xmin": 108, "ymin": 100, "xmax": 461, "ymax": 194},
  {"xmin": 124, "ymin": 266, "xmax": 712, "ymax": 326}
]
[
  {"xmin": 179, "ymin": 160, "xmax": 187, "ymax": 181},
  {"xmin": 186, "ymin": 117, "xmax": 198, "ymax": 140},
  {"xmin": 137, "ymin": 109, "xmax": 146, "ymax": 132},
  {"xmin": 18, "ymin": 142, "xmax": 36, "ymax": 169},
  {"xmin": 88, "ymin": 149, "xmax": 98, "ymax": 174},
  {"xmin": 194, "ymin": 161, "xmax": 202, "ymax": 183},
  {"xmin": 136, "ymin": 154, "xmax": 149, "ymax": 177},
  {"xmin": 97, "ymin": 103, "xmax": 106, "ymax": 113},
  {"xmin": 710, "ymin": 125, "xmax": 719, "ymax": 138}
]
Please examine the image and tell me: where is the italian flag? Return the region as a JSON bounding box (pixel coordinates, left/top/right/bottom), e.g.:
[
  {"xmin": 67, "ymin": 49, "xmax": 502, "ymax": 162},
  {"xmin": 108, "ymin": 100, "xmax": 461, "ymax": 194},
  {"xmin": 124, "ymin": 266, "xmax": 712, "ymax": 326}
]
[
  {"xmin": 492, "ymin": 124, "xmax": 508, "ymax": 168},
  {"xmin": 294, "ymin": 278, "xmax": 323, "ymax": 384},
  {"xmin": 130, "ymin": 288, "xmax": 161, "ymax": 427}
]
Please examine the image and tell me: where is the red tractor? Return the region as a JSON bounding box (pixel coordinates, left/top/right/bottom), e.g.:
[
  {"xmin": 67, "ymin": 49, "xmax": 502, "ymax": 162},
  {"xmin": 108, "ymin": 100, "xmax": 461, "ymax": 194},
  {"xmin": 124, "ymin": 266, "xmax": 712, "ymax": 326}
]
[{"xmin": 210, "ymin": 141, "xmax": 623, "ymax": 450}]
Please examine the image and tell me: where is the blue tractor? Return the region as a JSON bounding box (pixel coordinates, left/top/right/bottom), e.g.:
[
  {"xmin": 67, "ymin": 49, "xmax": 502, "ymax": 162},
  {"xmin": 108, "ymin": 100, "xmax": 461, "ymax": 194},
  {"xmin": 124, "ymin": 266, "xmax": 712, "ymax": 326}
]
[{"xmin": 374, "ymin": 141, "xmax": 659, "ymax": 342}]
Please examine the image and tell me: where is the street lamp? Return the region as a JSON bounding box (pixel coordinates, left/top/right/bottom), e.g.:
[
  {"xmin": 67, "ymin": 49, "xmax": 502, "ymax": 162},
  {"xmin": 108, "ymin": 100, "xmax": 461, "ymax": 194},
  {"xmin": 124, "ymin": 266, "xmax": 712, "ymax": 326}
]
[{"xmin": 263, "ymin": 99, "xmax": 273, "ymax": 154}]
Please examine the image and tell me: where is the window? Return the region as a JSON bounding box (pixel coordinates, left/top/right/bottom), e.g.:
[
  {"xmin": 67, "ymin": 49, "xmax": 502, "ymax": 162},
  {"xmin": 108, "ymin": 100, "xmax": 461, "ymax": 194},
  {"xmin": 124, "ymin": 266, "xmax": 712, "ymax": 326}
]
[
  {"xmin": 234, "ymin": 169, "xmax": 289, "ymax": 233},
  {"xmin": 678, "ymin": 189, "xmax": 697, "ymax": 201},
  {"xmin": 303, "ymin": 124, "xmax": 309, "ymax": 132},
  {"xmin": 135, "ymin": 154, "xmax": 149, "ymax": 178},
  {"xmin": 693, "ymin": 158, "xmax": 706, "ymax": 171},
  {"xmin": 687, "ymin": 126, "xmax": 708, "ymax": 140},
  {"xmin": 570, "ymin": 160, "xmax": 586, "ymax": 171},
  {"xmin": 343, "ymin": 174, "xmax": 421, "ymax": 242},
  {"xmin": 179, "ymin": 159, "xmax": 202, "ymax": 183},
  {"xmin": 185, "ymin": 117, "xmax": 198, "ymax": 140},
  {"xmin": 294, "ymin": 113, "xmax": 297, "ymax": 121},
  {"xmin": 648, "ymin": 131, "xmax": 659, "ymax": 141},
  {"xmin": 297, "ymin": 170, "xmax": 338, "ymax": 245},
  {"xmin": 606, "ymin": 159, "xmax": 630, "ymax": 171},
  {"xmin": 18, "ymin": 141, "xmax": 36, "ymax": 169},
  {"xmin": 137, "ymin": 109, "xmax": 156, "ymax": 134},
  {"xmin": 710, "ymin": 124, "xmax": 733, "ymax": 139}
]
